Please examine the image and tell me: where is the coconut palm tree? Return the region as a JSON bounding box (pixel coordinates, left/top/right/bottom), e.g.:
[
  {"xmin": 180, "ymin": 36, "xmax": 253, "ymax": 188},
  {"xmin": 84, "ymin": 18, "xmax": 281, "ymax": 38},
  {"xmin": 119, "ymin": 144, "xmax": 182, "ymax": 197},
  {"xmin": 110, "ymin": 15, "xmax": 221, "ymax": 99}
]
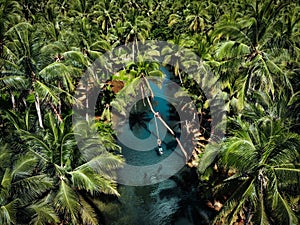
[
  {"xmin": 0, "ymin": 0, "xmax": 26, "ymax": 110},
  {"xmin": 0, "ymin": 0, "xmax": 22, "ymax": 57},
  {"xmin": 199, "ymin": 91, "xmax": 300, "ymax": 224},
  {"xmin": 122, "ymin": 9, "xmax": 152, "ymax": 58},
  {"xmin": 212, "ymin": 0, "xmax": 294, "ymax": 111},
  {"xmin": 162, "ymin": 34, "xmax": 196, "ymax": 84},
  {"xmin": 94, "ymin": 0, "xmax": 120, "ymax": 34},
  {"xmin": 0, "ymin": 143, "xmax": 56, "ymax": 225},
  {"xmin": 14, "ymin": 112, "xmax": 123, "ymax": 224},
  {"xmin": 185, "ymin": 1, "xmax": 210, "ymax": 33},
  {"xmin": 3, "ymin": 20, "xmax": 86, "ymax": 125},
  {"xmin": 3, "ymin": 22, "xmax": 54, "ymax": 127}
]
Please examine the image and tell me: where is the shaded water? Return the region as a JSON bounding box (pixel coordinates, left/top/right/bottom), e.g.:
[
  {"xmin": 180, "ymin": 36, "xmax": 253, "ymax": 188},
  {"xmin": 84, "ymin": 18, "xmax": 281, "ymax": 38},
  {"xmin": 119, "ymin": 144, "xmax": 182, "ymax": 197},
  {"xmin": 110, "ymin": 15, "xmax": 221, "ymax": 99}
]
[{"xmin": 98, "ymin": 68, "xmax": 211, "ymax": 224}]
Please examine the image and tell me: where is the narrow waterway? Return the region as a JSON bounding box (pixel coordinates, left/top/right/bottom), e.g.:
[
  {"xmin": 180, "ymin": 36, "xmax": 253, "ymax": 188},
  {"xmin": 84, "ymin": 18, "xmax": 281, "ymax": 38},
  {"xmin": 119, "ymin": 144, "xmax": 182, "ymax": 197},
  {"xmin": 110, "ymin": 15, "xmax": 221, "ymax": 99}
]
[{"xmin": 97, "ymin": 67, "xmax": 212, "ymax": 225}]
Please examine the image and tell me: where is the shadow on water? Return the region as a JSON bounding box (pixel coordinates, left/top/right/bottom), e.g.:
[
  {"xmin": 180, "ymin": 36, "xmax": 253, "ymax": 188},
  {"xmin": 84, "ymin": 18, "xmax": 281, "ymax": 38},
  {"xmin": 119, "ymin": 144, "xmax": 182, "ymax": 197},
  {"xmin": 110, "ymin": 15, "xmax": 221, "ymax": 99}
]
[
  {"xmin": 96, "ymin": 168, "xmax": 212, "ymax": 225},
  {"xmin": 97, "ymin": 67, "xmax": 211, "ymax": 224}
]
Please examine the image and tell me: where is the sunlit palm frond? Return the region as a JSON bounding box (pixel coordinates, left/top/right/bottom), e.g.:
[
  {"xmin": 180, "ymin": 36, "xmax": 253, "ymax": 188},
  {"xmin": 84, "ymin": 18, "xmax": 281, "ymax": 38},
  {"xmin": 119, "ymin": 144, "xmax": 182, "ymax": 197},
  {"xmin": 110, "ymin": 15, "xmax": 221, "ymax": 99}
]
[
  {"xmin": 54, "ymin": 180, "xmax": 80, "ymax": 224},
  {"xmin": 79, "ymin": 196, "xmax": 99, "ymax": 225},
  {"xmin": 0, "ymin": 199, "xmax": 19, "ymax": 225},
  {"xmin": 28, "ymin": 202, "xmax": 59, "ymax": 225}
]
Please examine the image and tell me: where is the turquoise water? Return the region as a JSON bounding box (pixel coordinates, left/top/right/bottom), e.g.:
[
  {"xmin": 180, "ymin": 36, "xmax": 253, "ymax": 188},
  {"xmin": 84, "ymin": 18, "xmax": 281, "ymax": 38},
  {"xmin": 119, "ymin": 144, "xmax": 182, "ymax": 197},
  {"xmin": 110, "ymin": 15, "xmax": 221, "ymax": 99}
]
[
  {"xmin": 101, "ymin": 67, "xmax": 210, "ymax": 224},
  {"xmin": 119, "ymin": 97, "xmax": 177, "ymax": 166}
]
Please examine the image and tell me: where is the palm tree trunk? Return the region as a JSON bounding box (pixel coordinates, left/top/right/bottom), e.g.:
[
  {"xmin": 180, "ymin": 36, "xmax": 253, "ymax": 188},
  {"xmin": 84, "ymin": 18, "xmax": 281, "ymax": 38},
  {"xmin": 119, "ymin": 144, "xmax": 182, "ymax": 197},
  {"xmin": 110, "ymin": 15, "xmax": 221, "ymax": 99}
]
[
  {"xmin": 57, "ymin": 81, "xmax": 62, "ymax": 119},
  {"xmin": 34, "ymin": 93, "xmax": 44, "ymax": 128},
  {"xmin": 132, "ymin": 40, "xmax": 135, "ymax": 60},
  {"xmin": 178, "ymin": 70, "xmax": 183, "ymax": 84},
  {"xmin": 49, "ymin": 102, "xmax": 63, "ymax": 122},
  {"xmin": 10, "ymin": 91, "xmax": 16, "ymax": 110},
  {"xmin": 85, "ymin": 80, "xmax": 89, "ymax": 121}
]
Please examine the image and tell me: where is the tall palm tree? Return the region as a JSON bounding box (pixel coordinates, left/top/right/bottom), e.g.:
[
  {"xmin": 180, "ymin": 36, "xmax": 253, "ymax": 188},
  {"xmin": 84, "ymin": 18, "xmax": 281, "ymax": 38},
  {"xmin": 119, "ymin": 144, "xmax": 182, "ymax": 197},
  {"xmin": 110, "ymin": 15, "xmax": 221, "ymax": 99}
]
[
  {"xmin": 4, "ymin": 22, "xmax": 53, "ymax": 127},
  {"xmin": 198, "ymin": 91, "xmax": 300, "ymax": 225},
  {"xmin": 0, "ymin": 143, "xmax": 56, "ymax": 225},
  {"xmin": 94, "ymin": 0, "xmax": 120, "ymax": 34},
  {"xmin": 162, "ymin": 34, "xmax": 196, "ymax": 84},
  {"xmin": 122, "ymin": 9, "xmax": 152, "ymax": 58},
  {"xmin": 185, "ymin": 1, "xmax": 210, "ymax": 33},
  {"xmin": 14, "ymin": 112, "xmax": 123, "ymax": 224},
  {"xmin": 4, "ymin": 20, "xmax": 84, "ymax": 125},
  {"xmin": 212, "ymin": 0, "xmax": 294, "ymax": 111},
  {"xmin": 0, "ymin": 0, "xmax": 22, "ymax": 57},
  {"xmin": 0, "ymin": 0, "xmax": 26, "ymax": 110}
]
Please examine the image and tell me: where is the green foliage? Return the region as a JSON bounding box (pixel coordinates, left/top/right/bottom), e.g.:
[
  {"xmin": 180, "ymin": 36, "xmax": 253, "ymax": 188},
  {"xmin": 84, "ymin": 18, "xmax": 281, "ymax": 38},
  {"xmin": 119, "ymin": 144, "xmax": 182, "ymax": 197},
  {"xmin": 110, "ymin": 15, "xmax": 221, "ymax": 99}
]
[
  {"xmin": 199, "ymin": 91, "xmax": 300, "ymax": 224},
  {"xmin": 0, "ymin": 0, "xmax": 299, "ymax": 224}
]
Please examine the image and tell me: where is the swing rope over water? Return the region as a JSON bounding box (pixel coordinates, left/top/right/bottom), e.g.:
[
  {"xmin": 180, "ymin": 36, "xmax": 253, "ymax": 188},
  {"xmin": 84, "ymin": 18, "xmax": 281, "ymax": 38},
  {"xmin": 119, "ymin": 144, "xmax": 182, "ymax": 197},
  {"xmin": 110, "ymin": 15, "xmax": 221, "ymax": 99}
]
[{"xmin": 154, "ymin": 112, "xmax": 163, "ymax": 155}]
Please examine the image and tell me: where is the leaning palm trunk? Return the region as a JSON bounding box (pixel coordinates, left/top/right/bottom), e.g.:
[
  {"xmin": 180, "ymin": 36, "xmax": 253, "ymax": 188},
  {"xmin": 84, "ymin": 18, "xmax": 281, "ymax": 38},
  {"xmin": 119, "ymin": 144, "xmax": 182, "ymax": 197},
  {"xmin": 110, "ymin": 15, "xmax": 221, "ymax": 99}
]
[
  {"xmin": 49, "ymin": 102, "xmax": 63, "ymax": 122},
  {"xmin": 10, "ymin": 91, "xmax": 16, "ymax": 110},
  {"xmin": 85, "ymin": 80, "xmax": 89, "ymax": 121},
  {"xmin": 34, "ymin": 93, "xmax": 44, "ymax": 128}
]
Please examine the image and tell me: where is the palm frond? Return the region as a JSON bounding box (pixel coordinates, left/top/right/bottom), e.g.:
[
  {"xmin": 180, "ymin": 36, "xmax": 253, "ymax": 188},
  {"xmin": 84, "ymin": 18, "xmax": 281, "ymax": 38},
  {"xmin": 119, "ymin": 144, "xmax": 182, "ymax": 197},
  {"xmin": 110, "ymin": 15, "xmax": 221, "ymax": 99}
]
[
  {"xmin": 79, "ymin": 196, "xmax": 99, "ymax": 225},
  {"xmin": 29, "ymin": 202, "xmax": 59, "ymax": 225},
  {"xmin": 0, "ymin": 145, "xmax": 11, "ymax": 171},
  {"xmin": 0, "ymin": 75, "xmax": 28, "ymax": 90},
  {"xmin": 39, "ymin": 62, "xmax": 79, "ymax": 92},
  {"xmin": 80, "ymin": 153, "xmax": 122, "ymax": 176},
  {"xmin": 12, "ymin": 153, "xmax": 37, "ymax": 179},
  {"xmin": 213, "ymin": 178, "xmax": 256, "ymax": 225},
  {"xmin": 221, "ymin": 137, "xmax": 257, "ymax": 172},
  {"xmin": 255, "ymin": 195, "xmax": 270, "ymax": 225},
  {"xmin": 96, "ymin": 176, "xmax": 119, "ymax": 196},
  {"xmin": 273, "ymin": 190, "xmax": 299, "ymax": 225},
  {"xmin": 69, "ymin": 167, "xmax": 101, "ymax": 195},
  {"xmin": 63, "ymin": 51, "xmax": 90, "ymax": 69},
  {"xmin": 33, "ymin": 81, "xmax": 61, "ymax": 105},
  {"xmin": 12, "ymin": 175, "xmax": 52, "ymax": 204},
  {"xmin": 0, "ymin": 199, "xmax": 19, "ymax": 225},
  {"xmin": 1, "ymin": 169, "xmax": 12, "ymax": 190},
  {"xmin": 198, "ymin": 142, "xmax": 221, "ymax": 174},
  {"xmin": 215, "ymin": 41, "xmax": 250, "ymax": 61},
  {"xmin": 54, "ymin": 180, "xmax": 80, "ymax": 224}
]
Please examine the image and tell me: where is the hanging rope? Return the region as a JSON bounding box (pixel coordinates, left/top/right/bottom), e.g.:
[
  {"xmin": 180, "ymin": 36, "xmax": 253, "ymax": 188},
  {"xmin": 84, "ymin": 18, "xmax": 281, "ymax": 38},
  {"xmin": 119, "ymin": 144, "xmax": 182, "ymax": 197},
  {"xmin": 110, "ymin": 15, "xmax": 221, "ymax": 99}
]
[
  {"xmin": 154, "ymin": 112, "xmax": 160, "ymax": 140},
  {"xmin": 141, "ymin": 78, "xmax": 189, "ymax": 161},
  {"xmin": 154, "ymin": 112, "xmax": 163, "ymax": 155}
]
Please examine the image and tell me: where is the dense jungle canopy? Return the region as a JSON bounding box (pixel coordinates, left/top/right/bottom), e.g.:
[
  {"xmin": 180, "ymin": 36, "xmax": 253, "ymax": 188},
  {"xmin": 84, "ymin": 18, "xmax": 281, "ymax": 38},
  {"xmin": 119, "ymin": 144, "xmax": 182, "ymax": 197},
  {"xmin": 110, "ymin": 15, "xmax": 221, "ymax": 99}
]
[{"xmin": 0, "ymin": 0, "xmax": 299, "ymax": 224}]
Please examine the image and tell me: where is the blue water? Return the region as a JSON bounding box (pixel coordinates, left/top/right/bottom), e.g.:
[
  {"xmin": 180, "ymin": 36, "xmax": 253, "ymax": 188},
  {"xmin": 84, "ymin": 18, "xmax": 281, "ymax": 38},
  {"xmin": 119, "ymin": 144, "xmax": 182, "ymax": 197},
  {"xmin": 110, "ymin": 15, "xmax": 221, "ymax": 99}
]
[
  {"xmin": 102, "ymin": 67, "xmax": 209, "ymax": 225},
  {"xmin": 119, "ymin": 96, "xmax": 176, "ymax": 166}
]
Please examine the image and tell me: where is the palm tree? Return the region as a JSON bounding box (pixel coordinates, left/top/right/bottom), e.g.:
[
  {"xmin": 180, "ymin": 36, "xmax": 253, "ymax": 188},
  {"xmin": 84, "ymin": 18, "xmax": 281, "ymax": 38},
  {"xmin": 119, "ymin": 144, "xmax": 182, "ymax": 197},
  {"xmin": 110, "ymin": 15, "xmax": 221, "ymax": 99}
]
[
  {"xmin": 17, "ymin": 113, "xmax": 123, "ymax": 224},
  {"xmin": 212, "ymin": 0, "xmax": 294, "ymax": 111},
  {"xmin": 0, "ymin": 143, "xmax": 57, "ymax": 225},
  {"xmin": 94, "ymin": 0, "xmax": 120, "ymax": 34},
  {"xmin": 3, "ymin": 20, "xmax": 86, "ymax": 125},
  {"xmin": 185, "ymin": 1, "xmax": 210, "ymax": 33},
  {"xmin": 0, "ymin": 0, "xmax": 22, "ymax": 57},
  {"xmin": 122, "ymin": 9, "xmax": 152, "ymax": 58},
  {"xmin": 198, "ymin": 91, "xmax": 300, "ymax": 224},
  {"xmin": 162, "ymin": 34, "xmax": 196, "ymax": 84},
  {"xmin": 3, "ymin": 22, "xmax": 52, "ymax": 127},
  {"xmin": 0, "ymin": 0, "xmax": 26, "ymax": 110}
]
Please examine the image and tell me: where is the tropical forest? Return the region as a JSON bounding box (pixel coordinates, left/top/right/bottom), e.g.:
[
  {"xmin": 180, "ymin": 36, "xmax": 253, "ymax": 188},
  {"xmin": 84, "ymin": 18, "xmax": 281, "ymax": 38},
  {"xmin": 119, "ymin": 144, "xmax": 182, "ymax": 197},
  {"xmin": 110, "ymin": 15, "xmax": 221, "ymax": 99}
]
[{"xmin": 0, "ymin": 0, "xmax": 299, "ymax": 224}]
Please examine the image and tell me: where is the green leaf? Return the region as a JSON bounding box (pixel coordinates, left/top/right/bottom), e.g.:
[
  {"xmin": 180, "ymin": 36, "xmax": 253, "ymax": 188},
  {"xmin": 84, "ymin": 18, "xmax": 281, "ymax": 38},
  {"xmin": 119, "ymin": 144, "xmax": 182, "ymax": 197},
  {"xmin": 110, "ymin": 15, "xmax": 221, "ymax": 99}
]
[
  {"xmin": 69, "ymin": 167, "xmax": 101, "ymax": 195},
  {"xmin": 79, "ymin": 196, "xmax": 99, "ymax": 225},
  {"xmin": 29, "ymin": 202, "xmax": 59, "ymax": 225},
  {"xmin": 54, "ymin": 180, "xmax": 80, "ymax": 224},
  {"xmin": 0, "ymin": 199, "xmax": 19, "ymax": 225}
]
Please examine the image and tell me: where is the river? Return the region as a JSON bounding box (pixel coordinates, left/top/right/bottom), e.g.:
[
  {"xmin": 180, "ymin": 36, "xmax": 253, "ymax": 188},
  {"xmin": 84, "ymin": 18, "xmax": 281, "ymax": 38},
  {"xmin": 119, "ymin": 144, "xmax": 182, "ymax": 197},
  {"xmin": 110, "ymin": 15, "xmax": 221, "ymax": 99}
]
[{"xmin": 97, "ymin": 67, "xmax": 212, "ymax": 225}]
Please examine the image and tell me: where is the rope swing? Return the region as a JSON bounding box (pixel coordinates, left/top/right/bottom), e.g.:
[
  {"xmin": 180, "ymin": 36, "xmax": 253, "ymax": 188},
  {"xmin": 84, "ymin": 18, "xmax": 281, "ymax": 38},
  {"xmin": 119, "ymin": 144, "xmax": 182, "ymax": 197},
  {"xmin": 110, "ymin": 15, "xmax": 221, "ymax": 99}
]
[
  {"xmin": 154, "ymin": 112, "xmax": 163, "ymax": 155},
  {"xmin": 141, "ymin": 77, "xmax": 189, "ymax": 162}
]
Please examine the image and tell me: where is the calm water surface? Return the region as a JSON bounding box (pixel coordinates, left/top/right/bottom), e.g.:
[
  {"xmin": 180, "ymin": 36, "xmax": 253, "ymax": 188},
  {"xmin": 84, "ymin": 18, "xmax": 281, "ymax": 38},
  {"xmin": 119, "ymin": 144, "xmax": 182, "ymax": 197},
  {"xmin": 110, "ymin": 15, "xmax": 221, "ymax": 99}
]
[{"xmin": 99, "ymin": 68, "xmax": 210, "ymax": 225}]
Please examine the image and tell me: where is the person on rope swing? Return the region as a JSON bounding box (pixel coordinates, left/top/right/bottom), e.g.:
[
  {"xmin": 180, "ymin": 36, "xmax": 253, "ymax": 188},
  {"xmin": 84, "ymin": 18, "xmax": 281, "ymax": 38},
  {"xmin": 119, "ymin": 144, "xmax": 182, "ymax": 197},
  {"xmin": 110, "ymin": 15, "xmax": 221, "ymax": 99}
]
[{"xmin": 156, "ymin": 139, "xmax": 163, "ymax": 155}]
